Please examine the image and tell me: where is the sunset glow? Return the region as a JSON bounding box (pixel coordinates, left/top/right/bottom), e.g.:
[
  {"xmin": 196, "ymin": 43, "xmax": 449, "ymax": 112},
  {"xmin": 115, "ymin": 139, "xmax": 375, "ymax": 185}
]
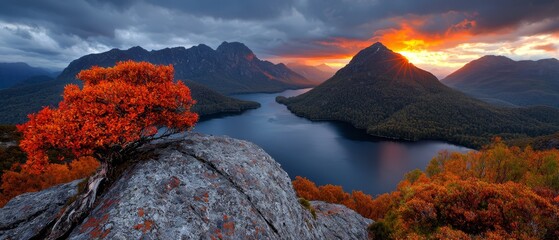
[
  {"xmin": 269, "ymin": 12, "xmax": 559, "ymax": 78},
  {"xmin": 0, "ymin": 1, "xmax": 557, "ymax": 79}
]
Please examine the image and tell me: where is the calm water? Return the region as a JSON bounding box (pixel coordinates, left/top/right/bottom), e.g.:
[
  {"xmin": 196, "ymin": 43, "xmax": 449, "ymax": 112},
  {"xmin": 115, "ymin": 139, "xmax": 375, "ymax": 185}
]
[{"xmin": 193, "ymin": 89, "xmax": 470, "ymax": 196}]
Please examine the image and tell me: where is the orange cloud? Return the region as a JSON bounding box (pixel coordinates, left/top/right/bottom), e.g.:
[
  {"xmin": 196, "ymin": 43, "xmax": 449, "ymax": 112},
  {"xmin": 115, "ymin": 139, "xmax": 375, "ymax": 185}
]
[
  {"xmin": 271, "ymin": 13, "xmax": 558, "ymax": 77},
  {"xmin": 533, "ymin": 43, "xmax": 556, "ymax": 52},
  {"xmin": 277, "ymin": 15, "xmax": 480, "ymax": 69},
  {"xmin": 374, "ymin": 17, "xmax": 477, "ymax": 52}
]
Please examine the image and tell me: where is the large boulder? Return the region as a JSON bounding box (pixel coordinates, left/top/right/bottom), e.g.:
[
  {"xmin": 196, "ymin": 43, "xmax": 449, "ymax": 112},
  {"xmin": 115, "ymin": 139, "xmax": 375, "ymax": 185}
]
[
  {"xmin": 1, "ymin": 133, "xmax": 372, "ymax": 239},
  {"xmin": 0, "ymin": 180, "xmax": 81, "ymax": 240}
]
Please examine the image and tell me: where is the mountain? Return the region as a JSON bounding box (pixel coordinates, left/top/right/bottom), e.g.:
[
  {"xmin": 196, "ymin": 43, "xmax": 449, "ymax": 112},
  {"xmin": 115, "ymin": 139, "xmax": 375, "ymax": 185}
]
[
  {"xmin": 442, "ymin": 55, "xmax": 559, "ymax": 107},
  {"xmin": 287, "ymin": 63, "xmax": 335, "ymax": 84},
  {"xmin": 0, "ymin": 134, "xmax": 372, "ymax": 239},
  {"xmin": 0, "ymin": 62, "xmax": 52, "ymax": 89},
  {"xmin": 277, "ymin": 42, "xmax": 559, "ymax": 148},
  {"xmin": 1, "ymin": 41, "xmax": 317, "ymax": 124},
  {"xmin": 58, "ymin": 42, "xmax": 314, "ymax": 94},
  {"xmin": 11, "ymin": 75, "xmax": 55, "ymax": 88},
  {"xmin": 314, "ymin": 63, "xmax": 335, "ymax": 73}
]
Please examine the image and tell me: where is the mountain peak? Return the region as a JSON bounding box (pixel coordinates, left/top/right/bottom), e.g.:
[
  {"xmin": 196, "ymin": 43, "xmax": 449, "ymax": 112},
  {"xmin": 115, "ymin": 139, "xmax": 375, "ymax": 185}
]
[
  {"xmin": 330, "ymin": 41, "xmax": 441, "ymax": 87},
  {"xmin": 217, "ymin": 41, "xmax": 256, "ymax": 61},
  {"xmin": 128, "ymin": 46, "xmax": 145, "ymax": 51},
  {"xmin": 217, "ymin": 41, "xmax": 253, "ymax": 54},
  {"xmin": 474, "ymin": 55, "xmax": 514, "ymax": 65},
  {"xmin": 315, "ymin": 63, "xmax": 333, "ymax": 71},
  {"xmin": 127, "ymin": 46, "xmax": 148, "ymax": 54},
  {"xmin": 478, "ymin": 55, "xmax": 512, "ymax": 60},
  {"xmin": 347, "ymin": 41, "xmax": 396, "ymax": 65},
  {"xmin": 369, "ymin": 42, "xmax": 388, "ymax": 49}
]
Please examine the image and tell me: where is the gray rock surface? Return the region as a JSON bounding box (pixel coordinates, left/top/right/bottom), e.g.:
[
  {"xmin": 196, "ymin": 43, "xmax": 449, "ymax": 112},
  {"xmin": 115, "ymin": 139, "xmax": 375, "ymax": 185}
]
[
  {"xmin": 1, "ymin": 133, "xmax": 372, "ymax": 239},
  {"xmin": 0, "ymin": 180, "xmax": 81, "ymax": 240}
]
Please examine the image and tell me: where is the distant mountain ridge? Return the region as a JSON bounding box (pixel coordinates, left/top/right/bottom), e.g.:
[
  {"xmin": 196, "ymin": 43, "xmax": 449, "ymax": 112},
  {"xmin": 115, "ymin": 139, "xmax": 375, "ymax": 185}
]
[
  {"xmin": 286, "ymin": 63, "xmax": 335, "ymax": 84},
  {"xmin": 442, "ymin": 55, "xmax": 559, "ymax": 107},
  {"xmin": 278, "ymin": 42, "xmax": 559, "ymax": 148},
  {"xmin": 0, "ymin": 62, "xmax": 54, "ymax": 89},
  {"xmin": 0, "ymin": 41, "xmax": 317, "ymax": 124},
  {"xmin": 59, "ymin": 42, "xmax": 314, "ymax": 94}
]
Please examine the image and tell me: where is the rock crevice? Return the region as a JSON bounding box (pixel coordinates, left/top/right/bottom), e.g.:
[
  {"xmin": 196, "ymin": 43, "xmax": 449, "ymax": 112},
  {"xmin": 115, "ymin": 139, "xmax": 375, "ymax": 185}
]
[
  {"xmin": 0, "ymin": 133, "xmax": 372, "ymax": 240},
  {"xmin": 183, "ymin": 151, "xmax": 281, "ymax": 237}
]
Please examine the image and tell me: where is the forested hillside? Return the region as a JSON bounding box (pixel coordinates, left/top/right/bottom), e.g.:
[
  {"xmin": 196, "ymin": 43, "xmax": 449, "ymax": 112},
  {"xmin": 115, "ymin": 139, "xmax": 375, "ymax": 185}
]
[{"xmin": 278, "ymin": 43, "xmax": 559, "ymax": 148}]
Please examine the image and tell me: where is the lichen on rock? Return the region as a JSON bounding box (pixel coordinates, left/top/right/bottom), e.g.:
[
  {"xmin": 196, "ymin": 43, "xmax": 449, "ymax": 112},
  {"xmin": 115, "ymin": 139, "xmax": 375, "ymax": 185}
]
[{"xmin": 1, "ymin": 133, "xmax": 372, "ymax": 239}]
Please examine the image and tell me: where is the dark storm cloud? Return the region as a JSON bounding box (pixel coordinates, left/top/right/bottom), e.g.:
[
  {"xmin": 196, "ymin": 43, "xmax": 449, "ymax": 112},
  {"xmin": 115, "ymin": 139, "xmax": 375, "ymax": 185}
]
[
  {"xmin": 298, "ymin": 0, "xmax": 559, "ymax": 35},
  {"xmin": 0, "ymin": 0, "xmax": 558, "ymax": 69},
  {"xmin": 150, "ymin": 0, "xmax": 296, "ymax": 20},
  {"xmin": 0, "ymin": 0, "xmax": 129, "ymax": 39}
]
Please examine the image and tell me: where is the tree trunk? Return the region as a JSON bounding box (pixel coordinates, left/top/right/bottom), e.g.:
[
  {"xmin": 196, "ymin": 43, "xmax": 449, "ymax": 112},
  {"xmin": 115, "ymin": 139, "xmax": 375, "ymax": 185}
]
[{"xmin": 46, "ymin": 161, "xmax": 109, "ymax": 239}]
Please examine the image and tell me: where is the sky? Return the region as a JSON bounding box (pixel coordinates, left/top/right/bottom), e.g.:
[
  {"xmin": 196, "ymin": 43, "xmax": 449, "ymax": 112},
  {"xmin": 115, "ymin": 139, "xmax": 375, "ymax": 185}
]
[{"xmin": 0, "ymin": 0, "xmax": 558, "ymax": 78}]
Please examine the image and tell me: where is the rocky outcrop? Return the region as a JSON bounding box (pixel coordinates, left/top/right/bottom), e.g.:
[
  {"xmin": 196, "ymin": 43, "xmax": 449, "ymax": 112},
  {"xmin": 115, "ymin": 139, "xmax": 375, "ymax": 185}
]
[
  {"xmin": 0, "ymin": 180, "xmax": 81, "ymax": 240},
  {"xmin": 0, "ymin": 134, "xmax": 372, "ymax": 239}
]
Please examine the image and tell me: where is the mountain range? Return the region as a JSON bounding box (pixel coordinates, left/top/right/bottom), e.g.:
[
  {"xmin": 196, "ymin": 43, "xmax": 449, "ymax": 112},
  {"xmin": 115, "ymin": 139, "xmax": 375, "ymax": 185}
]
[
  {"xmin": 286, "ymin": 63, "xmax": 336, "ymax": 84},
  {"xmin": 442, "ymin": 55, "xmax": 559, "ymax": 107},
  {"xmin": 58, "ymin": 42, "xmax": 314, "ymax": 94},
  {"xmin": 277, "ymin": 42, "xmax": 559, "ymax": 148},
  {"xmin": 0, "ymin": 62, "xmax": 56, "ymax": 89},
  {"xmin": 0, "ymin": 42, "xmax": 315, "ymax": 124}
]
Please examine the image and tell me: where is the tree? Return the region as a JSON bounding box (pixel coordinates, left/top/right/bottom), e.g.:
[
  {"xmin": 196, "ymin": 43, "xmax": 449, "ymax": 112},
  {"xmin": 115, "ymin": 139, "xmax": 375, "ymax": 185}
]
[{"xmin": 17, "ymin": 61, "xmax": 198, "ymax": 238}]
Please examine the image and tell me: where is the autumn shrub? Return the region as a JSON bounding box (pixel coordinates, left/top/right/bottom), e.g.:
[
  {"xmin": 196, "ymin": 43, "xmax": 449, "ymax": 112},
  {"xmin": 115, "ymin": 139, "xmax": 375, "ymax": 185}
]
[
  {"xmin": 292, "ymin": 176, "xmax": 385, "ymax": 220},
  {"xmin": 0, "ymin": 157, "xmax": 99, "ymax": 207},
  {"xmin": 426, "ymin": 138, "xmax": 559, "ymax": 190},
  {"xmin": 293, "ymin": 138, "xmax": 559, "ymax": 239}
]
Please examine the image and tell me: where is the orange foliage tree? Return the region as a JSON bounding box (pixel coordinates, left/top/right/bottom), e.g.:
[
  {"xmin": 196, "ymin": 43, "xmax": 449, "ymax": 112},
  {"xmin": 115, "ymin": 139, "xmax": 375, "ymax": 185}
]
[{"xmin": 15, "ymin": 61, "xmax": 198, "ymax": 238}]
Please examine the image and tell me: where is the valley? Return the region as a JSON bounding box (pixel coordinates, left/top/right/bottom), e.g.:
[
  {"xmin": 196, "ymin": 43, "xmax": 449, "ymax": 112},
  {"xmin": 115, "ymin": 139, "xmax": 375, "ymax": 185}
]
[{"xmin": 194, "ymin": 89, "xmax": 469, "ymax": 195}]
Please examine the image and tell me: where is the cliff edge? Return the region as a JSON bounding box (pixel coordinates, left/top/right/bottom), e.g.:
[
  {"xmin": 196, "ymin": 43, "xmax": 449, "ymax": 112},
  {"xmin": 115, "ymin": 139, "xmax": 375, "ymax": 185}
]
[{"xmin": 0, "ymin": 133, "xmax": 371, "ymax": 239}]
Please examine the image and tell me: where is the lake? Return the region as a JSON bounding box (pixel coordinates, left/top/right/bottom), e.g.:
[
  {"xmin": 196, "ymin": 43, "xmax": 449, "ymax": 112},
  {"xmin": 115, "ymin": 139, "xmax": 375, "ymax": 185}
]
[{"xmin": 194, "ymin": 89, "xmax": 470, "ymax": 196}]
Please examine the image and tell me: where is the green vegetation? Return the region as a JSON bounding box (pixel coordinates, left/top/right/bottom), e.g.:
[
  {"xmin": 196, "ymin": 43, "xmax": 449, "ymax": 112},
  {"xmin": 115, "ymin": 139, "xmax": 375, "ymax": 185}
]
[
  {"xmin": 442, "ymin": 55, "xmax": 559, "ymax": 108},
  {"xmin": 0, "ymin": 78, "xmax": 66, "ymax": 124},
  {"xmin": 298, "ymin": 198, "xmax": 317, "ymax": 219},
  {"xmin": 277, "ymin": 43, "xmax": 559, "ymax": 148},
  {"xmin": 509, "ymin": 131, "xmax": 559, "ymax": 150},
  {"xmin": 277, "ymin": 79, "xmax": 559, "ymax": 148},
  {"xmin": 368, "ymin": 221, "xmax": 392, "ymax": 240},
  {"xmin": 0, "ymin": 125, "xmax": 25, "ymax": 177},
  {"xmin": 184, "ymin": 80, "xmax": 260, "ymax": 116},
  {"xmin": 0, "ymin": 79, "xmax": 260, "ymax": 124}
]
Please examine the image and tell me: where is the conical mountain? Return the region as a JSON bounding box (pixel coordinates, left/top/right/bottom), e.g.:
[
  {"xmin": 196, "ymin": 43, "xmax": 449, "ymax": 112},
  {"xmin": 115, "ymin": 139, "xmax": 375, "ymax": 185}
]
[
  {"xmin": 442, "ymin": 55, "xmax": 559, "ymax": 107},
  {"xmin": 277, "ymin": 42, "xmax": 559, "ymax": 147}
]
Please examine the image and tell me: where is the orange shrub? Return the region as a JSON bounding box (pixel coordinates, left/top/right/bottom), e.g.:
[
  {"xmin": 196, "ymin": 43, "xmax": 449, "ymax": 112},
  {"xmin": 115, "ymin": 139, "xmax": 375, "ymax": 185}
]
[{"xmin": 0, "ymin": 157, "xmax": 99, "ymax": 207}]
